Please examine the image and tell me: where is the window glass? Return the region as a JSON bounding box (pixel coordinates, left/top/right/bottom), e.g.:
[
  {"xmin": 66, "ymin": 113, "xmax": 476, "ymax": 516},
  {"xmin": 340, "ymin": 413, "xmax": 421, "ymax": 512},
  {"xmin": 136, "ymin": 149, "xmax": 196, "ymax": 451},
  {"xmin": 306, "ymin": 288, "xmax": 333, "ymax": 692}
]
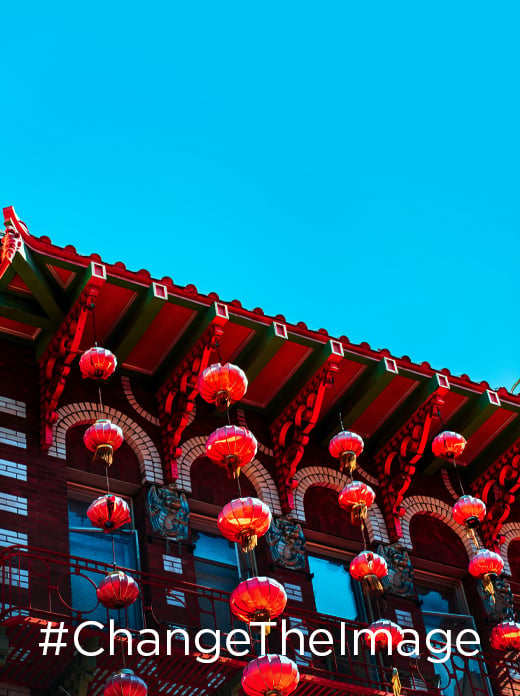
[
  {"xmin": 416, "ymin": 580, "xmax": 490, "ymax": 696},
  {"xmin": 68, "ymin": 493, "xmax": 141, "ymax": 628},
  {"xmin": 193, "ymin": 530, "xmax": 239, "ymax": 631},
  {"xmin": 308, "ymin": 555, "xmax": 360, "ymax": 620},
  {"xmin": 193, "ymin": 532, "xmax": 237, "ymax": 566},
  {"xmin": 416, "ymin": 585, "xmax": 455, "ymax": 614}
]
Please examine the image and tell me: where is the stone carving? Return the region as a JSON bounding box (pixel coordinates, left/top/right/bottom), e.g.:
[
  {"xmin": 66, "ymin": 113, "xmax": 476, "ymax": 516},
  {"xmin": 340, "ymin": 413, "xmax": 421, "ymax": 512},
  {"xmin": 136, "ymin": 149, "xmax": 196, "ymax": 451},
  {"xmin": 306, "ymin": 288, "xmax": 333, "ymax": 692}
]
[
  {"xmin": 377, "ymin": 542, "xmax": 415, "ymax": 597},
  {"xmin": 477, "ymin": 574, "xmax": 515, "ymax": 622},
  {"xmin": 266, "ymin": 514, "xmax": 306, "ymax": 570},
  {"xmin": 146, "ymin": 484, "xmax": 190, "ymax": 541}
]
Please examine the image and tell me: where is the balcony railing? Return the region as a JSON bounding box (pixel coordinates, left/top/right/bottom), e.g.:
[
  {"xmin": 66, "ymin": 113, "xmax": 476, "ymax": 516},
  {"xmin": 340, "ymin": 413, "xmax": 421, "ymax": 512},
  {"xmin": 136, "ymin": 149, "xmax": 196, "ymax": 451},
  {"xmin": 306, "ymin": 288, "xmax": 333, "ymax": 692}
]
[{"xmin": 1, "ymin": 545, "xmax": 520, "ymax": 696}]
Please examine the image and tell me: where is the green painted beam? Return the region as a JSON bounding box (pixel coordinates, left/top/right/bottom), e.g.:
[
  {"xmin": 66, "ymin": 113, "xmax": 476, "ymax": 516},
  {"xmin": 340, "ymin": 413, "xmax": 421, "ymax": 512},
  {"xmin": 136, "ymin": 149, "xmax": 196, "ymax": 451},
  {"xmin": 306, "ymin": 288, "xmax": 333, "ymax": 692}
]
[
  {"xmin": 106, "ymin": 282, "xmax": 168, "ymax": 364},
  {"xmin": 0, "ymin": 291, "xmax": 59, "ymax": 331},
  {"xmin": 366, "ymin": 372, "xmax": 448, "ymax": 457},
  {"xmin": 154, "ymin": 301, "xmax": 229, "ymax": 389},
  {"xmin": 233, "ymin": 321, "xmax": 288, "ymax": 383},
  {"xmin": 422, "ymin": 389, "xmax": 501, "ymax": 475},
  {"xmin": 267, "ymin": 338, "xmax": 343, "ymax": 421},
  {"xmin": 35, "ymin": 261, "xmax": 107, "ymax": 359},
  {"xmin": 468, "ymin": 415, "xmax": 520, "ymax": 483},
  {"xmin": 12, "ymin": 247, "xmax": 64, "ymax": 321},
  {"xmin": 320, "ymin": 356, "xmax": 399, "ymax": 443},
  {"xmin": 0, "ymin": 265, "xmax": 16, "ymax": 292}
]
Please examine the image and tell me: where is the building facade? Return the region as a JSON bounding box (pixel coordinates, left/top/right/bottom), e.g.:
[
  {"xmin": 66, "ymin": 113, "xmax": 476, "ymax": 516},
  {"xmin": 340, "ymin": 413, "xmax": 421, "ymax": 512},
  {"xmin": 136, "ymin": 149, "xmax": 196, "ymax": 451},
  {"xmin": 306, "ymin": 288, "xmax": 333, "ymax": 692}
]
[{"xmin": 0, "ymin": 206, "xmax": 520, "ymax": 696}]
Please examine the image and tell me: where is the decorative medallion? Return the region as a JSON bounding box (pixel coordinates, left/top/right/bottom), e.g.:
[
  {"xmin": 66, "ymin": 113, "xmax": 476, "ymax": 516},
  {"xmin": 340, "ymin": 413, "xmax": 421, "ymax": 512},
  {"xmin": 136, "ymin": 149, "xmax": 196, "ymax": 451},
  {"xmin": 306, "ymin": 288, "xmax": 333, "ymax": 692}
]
[
  {"xmin": 477, "ymin": 574, "xmax": 515, "ymax": 622},
  {"xmin": 377, "ymin": 542, "xmax": 415, "ymax": 598},
  {"xmin": 146, "ymin": 484, "xmax": 190, "ymax": 541},
  {"xmin": 266, "ymin": 515, "xmax": 306, "ymax": 571}
]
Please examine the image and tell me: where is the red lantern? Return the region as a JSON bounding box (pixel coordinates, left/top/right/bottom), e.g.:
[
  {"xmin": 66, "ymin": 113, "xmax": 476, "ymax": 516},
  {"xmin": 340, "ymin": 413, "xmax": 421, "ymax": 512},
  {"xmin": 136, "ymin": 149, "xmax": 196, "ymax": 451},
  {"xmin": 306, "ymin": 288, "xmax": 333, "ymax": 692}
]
[
  {"xmin": 242, "ymin": 655, "xmax": 299, "ymax": 696},
  {"xmin": 338, "ymin": 481, "xmax": 376, "ymax": 526},
  {"xmin": 469, "ymin": 549, "xmax": 504, "ymax": 578},
  {"xmin": 230, "ymin": 576, "xmax": 287, "ymax": 629},
  {"xmin": 432, "ymin": 431, "xmax": 467, "ymax": 459},
  {"xmin": 217, "ymin": 497, "xmax": 272, "ymax": 552},
  {"xmin": 329, "ymin": 431, "xmax": 364, "ymax": 473},
  {"xmin": 80, "ymin": 346, "xmax": 117, "ymax": 380},
  {"xmin": 452, "ymin": 495, "xmax": 486, "ymax": 529},
  {"xmin": 206, "ymin": 425, "xmax": 258, "ymax": 478},
  {"xmin": 97, "ymin": 571, "xmax": 139, "ymax": 609},
  {"xmin": 350, "ymin": 550, "xmax": 388, "ymax": 595},
  {"xmin": 104, "ymin": 670, "xmax": 147, "ymax": 696},
  {"xmin": 87, "ymin": 494, "xmax": 131, "ymax": 532},
  {"xmin": 84, "ymin": 419, "xmax": 124, "ymax": 466},
  {"xmin": 490, "ymin": 621, "xmax": 520, "ymax": 651},
  {"xmin": 197, "ymin": 362, "xmax": 248, "ymax": 410},
  {"xmin": 364, "ymin": 619, "xmax": 404, "ymax": 651}
]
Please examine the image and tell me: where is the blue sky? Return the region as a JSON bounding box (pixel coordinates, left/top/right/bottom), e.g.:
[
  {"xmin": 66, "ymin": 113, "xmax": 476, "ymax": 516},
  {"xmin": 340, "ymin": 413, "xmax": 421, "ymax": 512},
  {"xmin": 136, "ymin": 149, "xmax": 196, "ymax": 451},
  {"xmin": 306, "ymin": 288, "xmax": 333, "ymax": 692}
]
[{"xmin": 3, "ymin": 1, "xmax": 519, "ymax": 389}]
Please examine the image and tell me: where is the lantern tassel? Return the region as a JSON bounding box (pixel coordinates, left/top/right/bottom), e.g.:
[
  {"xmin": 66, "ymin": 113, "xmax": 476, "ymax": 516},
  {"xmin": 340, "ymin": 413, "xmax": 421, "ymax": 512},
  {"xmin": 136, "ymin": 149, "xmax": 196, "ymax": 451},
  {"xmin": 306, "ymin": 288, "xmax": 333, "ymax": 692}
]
[
  {"xmin": 239, "ymin": 531, "xmax": 258, "ymax": 553},
  {"xmin": 225, "ymin": 455, "xmax": 241, "ymax": 480},
  {"xmin": 252, "ymin": 609, "xmax": 272, "ymax": 633},
  {"xmin": 363, "ymin": 573, "xmax": 384, "ymax": 596},
  {"xmin": 351, "ymin": 503, "xmax": 367, "ymax": 527},
  {"xmin": 483, "ymin": 573, "xmax": 496, "ymax": 600},
  {"xmin": 215, "ymin": 391, "xmax": 231, "ymax": 411},
  {"xmin": 467, "ymin": 527, "xmax": 480, "ymax": 549},
  {"xmin": 391, "ymin": 668, "xmax": 401, "ymax": 696},
  {"xmin": 340, "ymin": 452, "xmax": 357, "ymax": 475},
  {"xmin": 93, "ymin": 444, "xmax": 114, "ymax": 466}
]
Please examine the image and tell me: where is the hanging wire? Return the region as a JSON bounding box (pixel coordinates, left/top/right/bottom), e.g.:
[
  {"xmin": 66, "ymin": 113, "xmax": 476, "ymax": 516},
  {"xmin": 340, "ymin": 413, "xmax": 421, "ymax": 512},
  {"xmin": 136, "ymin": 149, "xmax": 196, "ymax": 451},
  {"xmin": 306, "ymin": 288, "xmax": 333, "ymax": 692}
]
[
  {"xmin": 105, "ymin": 465, "xmax": 111, "ymax": 495},
  {"xmin": 98, "ymin": 383, "xmax": 104, "ymax": 417},
  {"xmin": 89, "ymin": 300, "xmax": 98, "ymax": 346},
  {"xmin": 120, "ymin": 630, "xmax": 127, "ymax": 668},
  {"xmin": 453, "ymin": 459, "xmax": 466, "ymax": 496},
  {"xmin": 360, "ymin": 516, "xmax": 369, "ymax": 551},
  {"xmin": 330, "ymin": 374, "xmax": 345, "ymax": 432},
  {"xmin": 111, "ymin": 531, "xmax": 117, "ymax": 569}
]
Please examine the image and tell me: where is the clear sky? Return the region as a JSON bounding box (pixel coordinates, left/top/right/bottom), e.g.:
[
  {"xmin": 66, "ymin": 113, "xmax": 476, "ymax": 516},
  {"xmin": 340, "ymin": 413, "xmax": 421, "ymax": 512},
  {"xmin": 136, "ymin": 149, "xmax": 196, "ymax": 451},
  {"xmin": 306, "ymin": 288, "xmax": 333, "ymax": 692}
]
[{"xmin": 3, "ymin": 1, "xmax": 519, "ymax": 390}]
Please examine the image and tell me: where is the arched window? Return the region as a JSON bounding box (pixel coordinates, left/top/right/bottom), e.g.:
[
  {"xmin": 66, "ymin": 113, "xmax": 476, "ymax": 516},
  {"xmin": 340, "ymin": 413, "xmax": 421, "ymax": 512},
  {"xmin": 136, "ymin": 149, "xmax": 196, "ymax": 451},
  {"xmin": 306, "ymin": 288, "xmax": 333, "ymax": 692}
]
[
  {"xmin": 410, "ymin": 514, "xmax": 468, "ymax": 568},
  {"xmin": 190, "ymin": 457, "xmax": 256, "ymax": 506},
  {"xmin": 303, "ymin": 487, "xmax": 362, "ymax": 542}
]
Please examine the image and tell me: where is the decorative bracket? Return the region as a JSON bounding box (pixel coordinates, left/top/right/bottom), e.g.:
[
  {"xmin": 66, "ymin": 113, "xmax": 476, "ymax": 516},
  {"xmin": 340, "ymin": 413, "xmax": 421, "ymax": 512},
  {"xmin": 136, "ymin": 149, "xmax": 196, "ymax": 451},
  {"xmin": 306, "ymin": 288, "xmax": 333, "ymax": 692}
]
[
  {"xmin": 375, "ymin": 374, "xmax": 449, "ymax": 541},
  {"xmin": 472, "ymin": 438, "xmax": 520, "ymax": 551},
  {"xmin": 39, "ymin": 262, "xmax": 106, "ymax": 451},
  {"xmin": 1, "ymin": 206, "xmax": 26, "ymax": 280},
  {"xmin": 156, "ymin": 302, "xmax": 229, "ymax": 483},
  {"xmin": 270, "ymin": 339, "xmax": 344, "ymax": 513}
]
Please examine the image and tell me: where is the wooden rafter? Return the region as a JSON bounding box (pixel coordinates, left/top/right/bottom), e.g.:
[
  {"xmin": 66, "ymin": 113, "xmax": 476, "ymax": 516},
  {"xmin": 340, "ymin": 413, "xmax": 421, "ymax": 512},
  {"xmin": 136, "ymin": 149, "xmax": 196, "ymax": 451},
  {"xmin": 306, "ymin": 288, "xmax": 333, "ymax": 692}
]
[
  {"xmin": 270, "ymin": 339, "xmax": 344, "ymax": 512},
  {"xmin": 39, "ymin": 262, "xmax": 106, "ymax": 451},
  {"xmin": 156, "ymin": 302, "xmax": 229, "ymax": 483}
]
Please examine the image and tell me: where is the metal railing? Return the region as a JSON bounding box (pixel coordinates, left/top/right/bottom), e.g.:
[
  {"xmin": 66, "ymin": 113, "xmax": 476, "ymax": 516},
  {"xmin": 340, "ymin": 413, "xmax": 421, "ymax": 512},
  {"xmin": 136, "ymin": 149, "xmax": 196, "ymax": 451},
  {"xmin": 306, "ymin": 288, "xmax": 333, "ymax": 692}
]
[{"xmin": 1, "ymin": 545, "xmax": 520, "ymax": 696}]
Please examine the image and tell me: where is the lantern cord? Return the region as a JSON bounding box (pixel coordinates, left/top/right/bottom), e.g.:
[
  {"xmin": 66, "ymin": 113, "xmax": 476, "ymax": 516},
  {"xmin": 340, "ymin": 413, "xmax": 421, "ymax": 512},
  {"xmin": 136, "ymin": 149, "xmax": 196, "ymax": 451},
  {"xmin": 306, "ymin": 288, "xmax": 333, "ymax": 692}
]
[
  {"xmin": 120, "ymin": 632, "xmax": 127, "ymax": 668},
  {"xmin": 331, "ymin": 375, "xmax": 345, "ymax": 432},
  {"xmin": 89, "ymin": 300, "xmax": 98, "ymax": 347},
  {"xmin": 111, "ymin": 531, "xmax": 117, "ymax": 569},
  {"xmin": 214, "ymin": 337, "xmax": 223, "ymax": 364},
  {"xmin": 375, "ymin": 594, "xmax": 388, "ymax": 621},
  {"xmin": 360, "ymin": 519, "xmax": 369, "ymax": 551},
  {"xmin": 453, "ymin": 460, "xmax": 466, "ymax": 496},
  {"xmin": 249, "ymin": 624, "xmax": 270, "ymax": 657},
  {"xmin": 98, "ymin": 383, "xmax": 104, "ymax": 416},
  {"xmin": 105, "ymin": 465, "xmax": 111, "ymax": 495},
  {"xmin": 236, "ymin": 473, "xmax": 242, "ymax": 498}
]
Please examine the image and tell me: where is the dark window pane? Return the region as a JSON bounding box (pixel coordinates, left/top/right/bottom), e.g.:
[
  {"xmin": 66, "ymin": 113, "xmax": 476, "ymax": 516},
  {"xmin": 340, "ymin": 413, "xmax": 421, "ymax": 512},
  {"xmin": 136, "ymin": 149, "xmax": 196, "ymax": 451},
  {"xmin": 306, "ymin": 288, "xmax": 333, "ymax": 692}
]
[
  {"xmin": 309, "ymin": 556, "xmax": 359, "ymax": 620},
  {"xmin": 193, "ymin": 531, "xmax": 236, "ymax": 565}
]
